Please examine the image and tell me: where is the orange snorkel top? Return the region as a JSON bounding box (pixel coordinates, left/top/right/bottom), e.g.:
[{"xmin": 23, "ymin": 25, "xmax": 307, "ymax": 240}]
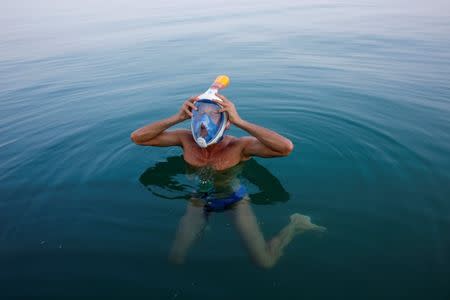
[{"xmin": 211, "ymin": 75, "xmax": 230, "ymax": 90}]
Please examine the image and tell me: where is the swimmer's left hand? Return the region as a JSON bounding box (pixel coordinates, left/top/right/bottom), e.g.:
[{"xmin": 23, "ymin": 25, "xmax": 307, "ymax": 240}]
[{"xmin": 214, "ymin": 94, "xmax": 243, "ymax": 125}]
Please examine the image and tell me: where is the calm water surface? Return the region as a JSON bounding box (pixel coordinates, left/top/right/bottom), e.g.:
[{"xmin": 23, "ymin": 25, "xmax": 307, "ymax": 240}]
[{"xmin": 1, "ymin": 0, "xmax": 449, "ymax": 299}]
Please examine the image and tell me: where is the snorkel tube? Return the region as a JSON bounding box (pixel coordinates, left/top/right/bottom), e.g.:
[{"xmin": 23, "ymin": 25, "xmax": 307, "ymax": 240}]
[
  {"xmin": 200, "ymin": 75, "xmax": 230, "ymax": 98},
  {"xmin": 191, "ymin": 75, "xmax": 230, "ymax": 148}
]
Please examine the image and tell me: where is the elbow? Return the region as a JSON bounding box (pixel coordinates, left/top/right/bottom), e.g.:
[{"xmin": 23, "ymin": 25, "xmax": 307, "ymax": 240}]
[
  {"xmin": 279, "ymin": 140, "xmax": 294, "ymax": 156},
  {"xmin": 130, "ymin": 131, "xmax": 142, "ymax": 145},
  {"xmin": 131, "ymin": 131, "xmax": 156, "ymax": 146}
]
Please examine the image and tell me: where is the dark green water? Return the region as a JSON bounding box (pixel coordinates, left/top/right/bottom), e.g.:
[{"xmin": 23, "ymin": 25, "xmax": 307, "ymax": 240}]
[{"xmin": 1, "ymin": 0, "xmax": 450, "ymax": 299}]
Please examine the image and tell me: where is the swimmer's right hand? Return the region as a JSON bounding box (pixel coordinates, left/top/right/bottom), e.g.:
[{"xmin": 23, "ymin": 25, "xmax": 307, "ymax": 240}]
[{"xmin": 177, "ymin": 95, "xmax": 199, "ymax": 121}]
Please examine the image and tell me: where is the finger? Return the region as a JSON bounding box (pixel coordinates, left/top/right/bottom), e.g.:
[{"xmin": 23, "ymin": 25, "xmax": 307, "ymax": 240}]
[
  {"xmin": 186, "ymin": 101, "xmax": 198, "ymax": 110},
  {"xmin": 188, "ymin": 95, "xmax": 199, "ymax": 102},
  {"xmin": 184, "ymin": 100, "xmax": 195, "ymax": 109},
  {"xmin": 212, "ymin": 98, "xmax": 228, "ymax": 107},
  {"xmin": 184, "ymin": 108, "xmax": 193, "ymax": 117},
  {"xmin": 215, "ymin": 93, "xmax": 229, "ymax": 102}
]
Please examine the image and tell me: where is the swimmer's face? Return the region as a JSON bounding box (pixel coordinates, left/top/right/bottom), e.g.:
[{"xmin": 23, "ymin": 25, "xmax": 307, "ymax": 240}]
[
  {"xmin": 200, "ymin": 123, "xmax": 208, "ymax": 137},
  {"xmin": 198, "ymin": 105, "xmax": 220, "ymax": 138},
  {"xmin": 197, "ymin": 104, "xmax": 221, "ymax": 123}
]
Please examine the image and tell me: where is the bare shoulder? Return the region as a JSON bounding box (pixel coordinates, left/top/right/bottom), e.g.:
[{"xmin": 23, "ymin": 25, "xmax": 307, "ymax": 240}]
[
  {"xmin": 223, "ymin": 136, "xmax": 255, "ymax": 161},
  {"xmin": 233, "ymin": 136, "xmax": 257, "ymax": 146},
  {"xmin": 222, "ymin": 135, "xmax": 244, "ymax": 145},
  {"xmin": 175, "ymin": 129, "xmax": 191, "ymax": 138},
  {"xmin": 224, "ymin": 135, "xmax": 253, "ymax": 151},
  {"xmin": 176, "ymin": 129, "xmax": 193, "ymax": 144}
]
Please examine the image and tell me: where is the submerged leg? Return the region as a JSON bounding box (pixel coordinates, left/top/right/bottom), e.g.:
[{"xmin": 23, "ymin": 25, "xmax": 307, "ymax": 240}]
[
  {"xmin": 231, "ymin": 200, "xmax": 326, "ymax": 269},
  {"xmin": 169, "ymin": 201, "xmax": 207, "ymax": 264}
]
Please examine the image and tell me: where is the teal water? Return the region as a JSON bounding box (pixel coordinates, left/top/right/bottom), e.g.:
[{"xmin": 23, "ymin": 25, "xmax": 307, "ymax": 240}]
[{"xmin": 1, "ymin": 0, "xmax": 450, "ymax": 298}]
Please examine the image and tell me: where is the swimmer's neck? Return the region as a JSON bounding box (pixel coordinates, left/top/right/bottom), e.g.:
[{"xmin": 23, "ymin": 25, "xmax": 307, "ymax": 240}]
[
  {"xmin": 204, "ymin": 142, "xmax": 219, "ymax": 151},
  {"xmin": 195, "ymin": 136, "xmax": 228, "ymax": 157},
  {"xmin": 197, "ymin": 143, "xmax": 220, "ymax": 158}
]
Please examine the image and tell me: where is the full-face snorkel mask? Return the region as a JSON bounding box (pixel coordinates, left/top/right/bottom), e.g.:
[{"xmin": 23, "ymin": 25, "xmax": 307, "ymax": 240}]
[
  {"xmin": 191, "ymin": 75, "xmax": 230, "ymax": 148},
  {"xmin": 191, "ymin": 99, "xmax": 227, "ymax": 148}
]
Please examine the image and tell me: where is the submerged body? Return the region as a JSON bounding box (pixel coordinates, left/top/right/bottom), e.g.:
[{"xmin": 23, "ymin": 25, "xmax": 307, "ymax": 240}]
[{"xmin": 186, "ymin": 160, "xmax": 246, "ymax": 211}]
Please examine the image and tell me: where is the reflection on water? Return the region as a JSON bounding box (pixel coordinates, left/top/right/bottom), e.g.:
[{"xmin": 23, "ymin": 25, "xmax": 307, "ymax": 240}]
[{"xmin": 139, "ymin": 156, "xmax": 290, "ymax": 204}]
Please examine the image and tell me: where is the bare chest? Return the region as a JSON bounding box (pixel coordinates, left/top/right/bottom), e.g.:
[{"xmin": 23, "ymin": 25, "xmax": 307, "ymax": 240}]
[{"xmin": 182, "ymin": 139, "xmax": 243, "ymax": 171}]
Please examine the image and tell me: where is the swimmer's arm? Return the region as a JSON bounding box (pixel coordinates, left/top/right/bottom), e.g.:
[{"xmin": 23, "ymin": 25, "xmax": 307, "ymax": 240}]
[
  {"xmin": 130, "ymin": 114, "xmax": 187, "ymax": 147},
  {"xmin": 236, "ymin": 119, "xmax": 294, "ymax": 158},
  {"xmin": 212, "ymin": 94, "xmax": 293, "ymax": 157},
  {"xmin": 131, "ymin": 96, "xmax": 197, "ymax": 147}
]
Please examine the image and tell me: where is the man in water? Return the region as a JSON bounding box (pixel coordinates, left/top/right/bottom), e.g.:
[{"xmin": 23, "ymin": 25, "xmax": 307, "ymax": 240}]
[{"xmin": 131, "ymin": 94, "xmax": 325, "ymax": 268}]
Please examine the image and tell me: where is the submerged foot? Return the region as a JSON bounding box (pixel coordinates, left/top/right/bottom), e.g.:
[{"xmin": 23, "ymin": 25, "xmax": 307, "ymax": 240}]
[
  {"xmin": 267, "ymin": 214, "xmax": 326, "ymax": 259},
  {"xmin": 289, "ymin": 213, "xmax": 327, "ymax": 233}
]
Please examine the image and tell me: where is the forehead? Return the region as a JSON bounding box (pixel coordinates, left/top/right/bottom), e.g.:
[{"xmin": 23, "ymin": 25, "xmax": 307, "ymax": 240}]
[{"xmin": 196, "ymin": 101, "xmax": 221, "ymax": 112}]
